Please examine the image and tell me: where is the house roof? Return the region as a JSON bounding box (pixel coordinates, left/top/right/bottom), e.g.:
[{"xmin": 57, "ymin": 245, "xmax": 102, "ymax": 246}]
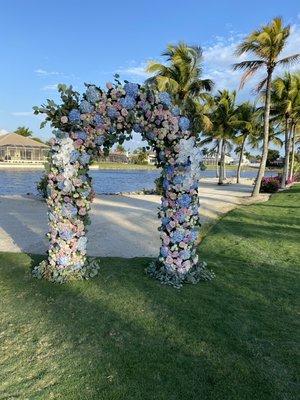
[{"xmin": 0, "ymin": 133, "xmax": 49, "ymax": 148}]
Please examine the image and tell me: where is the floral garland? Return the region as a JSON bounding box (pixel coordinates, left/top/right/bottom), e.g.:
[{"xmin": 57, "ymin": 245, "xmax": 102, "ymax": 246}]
[{"xmin": 32, "ymin": 81, "xmax": 214, "ymax": 287}]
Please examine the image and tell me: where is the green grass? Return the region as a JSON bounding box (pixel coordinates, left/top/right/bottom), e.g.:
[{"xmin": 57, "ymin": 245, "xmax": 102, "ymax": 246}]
[{"xmin": 0, "ymin": 186, "xmax": 299, "ymax": 399}]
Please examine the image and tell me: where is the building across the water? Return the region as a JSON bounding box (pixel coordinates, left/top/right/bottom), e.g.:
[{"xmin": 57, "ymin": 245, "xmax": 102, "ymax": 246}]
[{"xmin": 0, "ymin": 133, "xmax": 49, "ymax": 163}]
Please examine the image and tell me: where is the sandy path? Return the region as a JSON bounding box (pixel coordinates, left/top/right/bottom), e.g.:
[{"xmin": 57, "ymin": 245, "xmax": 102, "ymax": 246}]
[{"xmin": 0, "ymin": 179, "xmax": 267, "ymax": 257}]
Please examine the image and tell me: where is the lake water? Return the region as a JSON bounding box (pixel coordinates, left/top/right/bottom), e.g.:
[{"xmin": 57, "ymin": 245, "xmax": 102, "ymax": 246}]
[{"xmin": 0, "ymin": 168, "xmax": 278, "ymax": 196}]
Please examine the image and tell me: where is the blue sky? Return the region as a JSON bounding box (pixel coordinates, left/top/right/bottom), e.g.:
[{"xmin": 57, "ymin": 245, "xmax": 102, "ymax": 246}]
[{"xmin": 1, "ymin": 0, "xmax": 299, "ymax": 148}]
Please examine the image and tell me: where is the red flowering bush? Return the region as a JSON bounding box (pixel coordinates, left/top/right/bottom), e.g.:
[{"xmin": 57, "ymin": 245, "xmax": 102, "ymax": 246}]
[{"xmin": 260, "ymin": 176, "xmax": 281, "ymax": 193}]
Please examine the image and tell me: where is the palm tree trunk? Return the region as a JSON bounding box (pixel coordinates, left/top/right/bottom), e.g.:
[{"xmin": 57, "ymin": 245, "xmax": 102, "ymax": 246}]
[
  {"xmin": 289, "ymin": 124, "xmax": 296, "ymax": 180},
  {"xmin": 252, "ymin": 70, "xmax": 272, "ymax": 197},
  {"xmin": 218, "ymin": 140, "xmax": 225, "ymax": 185},
  {"xmin": 237, "ymin": 135, "xmax": 247, "ymax": 184},
  {"xmin": 281, "ymin": 117, "xmax": 289, "ymax": 189},
  {"xmin": 216, "ymin": 141, "xmax": 220, "ymax": 178}
]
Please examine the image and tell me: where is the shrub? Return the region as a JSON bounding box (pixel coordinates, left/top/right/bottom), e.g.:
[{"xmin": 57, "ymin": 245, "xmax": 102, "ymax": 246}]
[{"xmin": 260, "ymin": 176, "xmax": 281, "ymax": 193}]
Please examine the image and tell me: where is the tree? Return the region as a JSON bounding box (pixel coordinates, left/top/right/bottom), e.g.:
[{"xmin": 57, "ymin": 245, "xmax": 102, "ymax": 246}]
[
  {"xmin": 270, "ymin": 72, "xmax": 300, "ymax": 187},
  {"xmin": 266, "ymin": 149, "xmax": 280, "ymax": 166},
  {"xmin": 132, "ymin": 148, "xmax": 148, "ymax": 165},
  {"xmin": 201, "ymin": 90, "xmax": 240, "ymax": 184},
  {"xmin": 233, "ymin": 17, "xmax": 300, "ymax": 196},
  {"xmin": 14, "ymin": 126, "xmax": 33, "ymax": 137},
  {"xmin": 146, "ymin": 42, "xmax": 213, "ymax": 133},
  {"xmin": 235, "ymin": 102, "xmax": 259, "ymax": 183}
]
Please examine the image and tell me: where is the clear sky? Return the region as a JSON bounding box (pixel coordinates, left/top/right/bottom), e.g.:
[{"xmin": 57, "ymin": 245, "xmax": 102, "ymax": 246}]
[{"xmin": 1, "ymin": 0, "xmax": 299, "ymax": 147}]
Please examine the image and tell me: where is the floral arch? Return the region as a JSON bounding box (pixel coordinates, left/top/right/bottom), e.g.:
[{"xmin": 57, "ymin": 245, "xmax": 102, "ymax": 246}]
[{"xmin": 33, "ymin": 80, "xmax": 213, "ymax": 287}]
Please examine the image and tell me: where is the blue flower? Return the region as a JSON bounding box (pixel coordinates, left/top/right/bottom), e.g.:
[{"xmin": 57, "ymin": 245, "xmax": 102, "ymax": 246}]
[
  {"xmin": 166, "ymin": 166, "xmax": 174, "ymax": 175},
  {"xmin": 107, "ymin": 107, "xmax": 119, "ymax": 119},
  {"xmin": 59, "ymin": 229, "xmax": 74, "ymax": 241},
  {"xmin": 80, "ymin": 153, "xmax": 91, "ymax": 165},
  {"xmin": 124, "ymin": 82, "xmax": 139, "ymax": 98},
  {"xmin": 68, "ymin": 109, "xmax": 81, "ymax": 123},
  {"xmin": 159, "ymin": 92, "xmax": 172, "ymax": 107},
  {"xmin": 176, "ymin": 210, "xmax": 186, "ymax": 223},
  {"xmin": 160, "ymin": 246, "xmax": 169, "ymax": 257},
  {"xmin": 145, "ymin": 131, "xmax": 155, "ymax": 140},
  {"xmin": 162, "ymin": 217, "xmax": 170, "ymax": 226},
  {"xmin": 120, "ymin": 95, "xmax": 136, "ymax": 110},
  {"xmin": 171, "ymin": 106, "xmax": 180, "ymax": 116},
  {"xmin": 95, "ymin": 135, "xmax": 105, "ymax": 145},
  {"xmin": 61, "ymin": 203, "xmax": 78, "ymax": 218},
  {"xmin": 80, "ymin": 100, "xmax": 94, "ymax": 113},
  {"xmin": 57, "ymin": 255, "xmax": 70, "ymax": 266},
  {"xmin": 133, "ymin": 123, "xmax": 143, "ymax": 133},
  {"xmin": 179, "ymin": 116, "xmax": 190, "ymax": 131},
  {"xmin": 77, "ymin": 236, "xmax": 87, "ymax": 252},
  {"xmin": 85, "ymin": 85, "xmax": 100, "ymax": 103},
  {"xmin": 93, "ymin": 114, "xmax": 103, "ymax": 126},
  {"xmin": 158, "ymin": 151, "xmax": 165, "ymax": 161},
  {"xmin": 190, "ymin": 229, "xmax": 198, "ymax": 241},
  {"xmin": 179, "ymin": 249, "xmax": 191, "ymax": 260},
  {"xmin": 174, "ymin": 175, "xmax": 184, "ymax": 185},
  {"xmin": 70, "ymin": 150, "xmax": 80, "ymax": 163},
  {"xmin": 163, "ymin": 178, "xmax": 169, "ymax": 190},
  {"xmin": 177, "ymin": 194, "xmax": 192, "ymax": 207},
  {"xmin": 171, "ymin": 230, "xmax": 185, "ymax": 243},
  {"xmin": 76, "ymin": 131, "xmax": 87, "ymax": 141}
]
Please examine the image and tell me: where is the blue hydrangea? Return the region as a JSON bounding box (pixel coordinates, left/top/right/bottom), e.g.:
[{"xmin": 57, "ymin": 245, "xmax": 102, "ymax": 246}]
[
  {"xmin": 145, "ymin": 131, "xmax": 155, "ymax": 140},
  {"xmin": 133, "ymin": 123, "xmax": 143, "ymax": 133},
  {"xmin": 179, "ymin": 249, "xmax": 191, "ymax": 260},
  {"xmin": 77, "ymin": 236, "xmax": 87, "ymax": 252},
  {"xmin": 158, "ymin": 151, "xmax": 165, "ymax": 161},
  {"xmin": 176, "ymin": 210, "xmax": 186, "ymax": 223},
  {"xmin": 80, "ymin": 153, "xmax": 90, "ymax": 165},
  {"xmin": 85, "ymin": 85, "xmax": 100, "ymax": 103},
  {"xmin": 159, "ymin": 92, "xmax": 172, "ymax": 107},
  {"xmin": 68, "ymin": 109, "xmax": 81, "ymax": 123},
  {"xmin": 124, "ymin": 82, "xmax": 139, "ymax": 98},
  {"xmin": 174, "ymin": 175, "xmax": 184, "ymax": 185},
  {"xmin": 160, "ymin": 246, "xmax": 169, "ymax": 257},
  {"xmin": 120, "ymin": 95, "xmax": 136, "ymax": 110},
  {"xmin": 171, "ymin": 106, "xmax": 180, "ymax": 116},
  {"xmin": 171, "ymin": 230, "xmax": 185, "ymax": 243},
  {"xmin": 162, "ymin": 217, "xmax": 170, "ymax": 226},
  {"xmin": 107, "ymin": 107, "xmax": 119, "ymax": 119},
  {"xmin": 59, "ymin": 229, "xmax": 74, "ymax": 241},
  {"xmin": 166, "ymin": 166, "xmax": 175, "ymax": 175},
  {"xmin": 61, "ymin": 203, "xmax": 78, "ymax": 218},
  {"xmin": 70, "ymin": 150, "xmax": 80, "ymax": 163},
  {"xmin": 80, "ymin": 100, "xmax": 94, "ymax": 114},
  {"xmin": 57, "ymin": 255, "xmax": 70, "ymax": 266},
  {"xmin": 95, "ymin": 135, "xmax": 105, "ymax": 145},
  {"xmin": 76, "ymin": 131, "xmax": 87, "ymax": 141},
  {"xmin": 163, "ymin": 178, "xmax": 169, "ymax": 190},
  {"xmin": 179, "ymin": 116, "xmax": 190, "ymax": 131},
  {"xmin": 190, "ymin": 229, "xmax": 198, "ymax": 241},
  {"xmin": 93, "ymin": 114, "xmax": 103, "ymax": 126},
  {"xmin": 177, "ymin": 194, "xmax": 192, "ymax": 207}
]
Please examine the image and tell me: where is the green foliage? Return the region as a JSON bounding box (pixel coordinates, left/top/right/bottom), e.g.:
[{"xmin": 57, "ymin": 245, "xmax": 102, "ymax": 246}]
[
  {"xmin": 154, "ymin": 175, "xmax": 163, "ymax": 195},
  {"xmin": 0, "ymin": 186, "xmax": 299, "ymax": 399},
  {"xmin": 36, "ymin": 174, "xmax": 48, "ymax": 198},
  {"xmin": 266, "ymin": 149, "xmax": 280, "ymax": 166},
  {"xmin": 14, "ymin": 126, "xmax": 33, "ymax": 137}
]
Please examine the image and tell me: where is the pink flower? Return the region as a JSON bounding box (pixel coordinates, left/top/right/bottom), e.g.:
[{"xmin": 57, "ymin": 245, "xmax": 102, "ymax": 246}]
[
  {"xmin": 78, "ymin": 208, "xmax": 86, "ymax": 216},
  {"xmin": 106, "ymin": 82, "xmax": 113, "ymax": 90},
  {"xmin": 60, "ymin": 116, "xmax": 68, "ymax": 124}
]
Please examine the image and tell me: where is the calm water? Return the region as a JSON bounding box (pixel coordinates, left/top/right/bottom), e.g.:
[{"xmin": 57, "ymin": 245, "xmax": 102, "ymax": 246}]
[{"xmin": 0, "ymin": 168, "xmax": 278, "ymax": 196}]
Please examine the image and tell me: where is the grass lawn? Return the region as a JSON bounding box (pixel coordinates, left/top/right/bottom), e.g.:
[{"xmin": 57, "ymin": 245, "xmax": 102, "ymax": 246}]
[
  {"xmin": 91, "ymin": 162, "xmax": 157, "ymax": 170},
  {"xmin": 0, "ymin": 186, "xmax": 299, "ymax": 399}
]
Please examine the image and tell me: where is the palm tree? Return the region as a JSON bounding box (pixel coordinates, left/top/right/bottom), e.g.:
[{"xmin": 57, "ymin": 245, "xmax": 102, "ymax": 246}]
[
  {"xmin": 233, "ymin": 17, "xmax": 300, "ymax": 196},
  {"xmin": 146, "ymin": 42, "xmax": 214, "ymax": 133},
  {"xmin": 202, "ymin": 90, "xmax": 240, "ymax": 184},
  {"xmin": 235, "ymin": 102, "xmax": 259, "ymax": 183},
  {"xmin": 14, "ymin": 126, "xmax": 33, "ymax": 137},
  {"xmin": 270, "ymin": 72, "xmax": 300, "ymax": 187}
]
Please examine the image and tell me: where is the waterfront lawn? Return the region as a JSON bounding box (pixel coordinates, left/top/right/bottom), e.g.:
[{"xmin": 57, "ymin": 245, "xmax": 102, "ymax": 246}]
[
  {"xmin": 92, "ymin": 161, "xmax": 157, "ymax": 170},
  {"xmin": 0, "ymin": 186, "xmax": 299, "ymax": 399}
]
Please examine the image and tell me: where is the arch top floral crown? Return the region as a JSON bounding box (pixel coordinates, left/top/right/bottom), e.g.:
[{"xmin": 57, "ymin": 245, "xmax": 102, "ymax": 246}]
[{"xmin": 33, "ymin": 78, "xmax": 214, "ymax": 287}]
